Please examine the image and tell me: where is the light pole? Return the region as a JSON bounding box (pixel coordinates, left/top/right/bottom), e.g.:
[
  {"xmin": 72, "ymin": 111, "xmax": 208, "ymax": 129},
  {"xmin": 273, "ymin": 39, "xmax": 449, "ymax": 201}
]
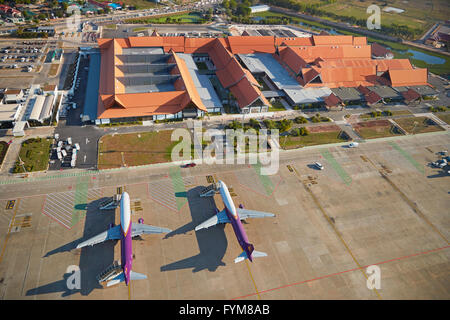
[{"xmin": 18, "ymin": 154, "xmax": 27, "ymax": 173}]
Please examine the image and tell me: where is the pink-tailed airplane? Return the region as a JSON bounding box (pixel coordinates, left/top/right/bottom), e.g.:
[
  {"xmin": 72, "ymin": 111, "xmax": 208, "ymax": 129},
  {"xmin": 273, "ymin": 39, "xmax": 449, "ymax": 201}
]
[
  {"xmin": 76, "ymin": 192, "xmax": 171, "ymax": 287},
  {"xmin": 195, "ymin": 180, "xmax": 275, "ymax": 263}
]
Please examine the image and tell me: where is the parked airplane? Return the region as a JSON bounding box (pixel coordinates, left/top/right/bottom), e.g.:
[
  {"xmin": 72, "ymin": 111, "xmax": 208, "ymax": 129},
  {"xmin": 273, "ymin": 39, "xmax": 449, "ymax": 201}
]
[
  {"xmin": 195, "ymin": 180, "xmax": 275, "ymax": 263},
  {"xmin": 76, "ymin": 192, "xmax": 171, "ymax": 287}
]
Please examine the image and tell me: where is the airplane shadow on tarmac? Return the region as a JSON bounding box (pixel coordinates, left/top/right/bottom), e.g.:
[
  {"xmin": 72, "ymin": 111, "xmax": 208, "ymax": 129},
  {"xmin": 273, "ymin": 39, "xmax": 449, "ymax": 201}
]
[
  {"xmin": 161, "ymin": 186, "xmax": 228, "ymax": 273},
  {"xmin": 26, "ymin": 197, "xmax": 117, "ymax": 297}
]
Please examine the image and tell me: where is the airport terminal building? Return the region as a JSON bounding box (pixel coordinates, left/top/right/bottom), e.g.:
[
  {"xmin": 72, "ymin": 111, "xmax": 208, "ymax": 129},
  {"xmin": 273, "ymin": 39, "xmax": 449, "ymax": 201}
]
[{"xmin": 93, "ymin": 34, "xmax": 430, "ymax": 124}]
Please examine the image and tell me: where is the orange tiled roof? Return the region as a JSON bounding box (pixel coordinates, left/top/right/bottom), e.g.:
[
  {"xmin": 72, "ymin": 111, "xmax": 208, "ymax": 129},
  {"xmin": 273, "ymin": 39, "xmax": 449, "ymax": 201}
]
[
  {"xmin": 128, "ymin": 36, "xmax": 163, "ymax": 47},
  {"xmin": 388, "ymin": 69, "xmax": 428, "ymax": 87},
  {"xmin": 278, "ymin": 46, "xmax": 308, "ymax": 75},
  {"xmin": 312, "ymin": 35, "xmax": 354, "ymax": 45},
  {"xmin": 288, "ymin": 45, "xmax": 371, "ymax": 62},
  {"xmin": 324, "ymin": 93, "xmax": 343, "ymax": 107},
  {"xmin": 401, "ymin": 88, "xmax": 421, "ymax": 102},
  {"xmin": 216, "ymin": 57, "xmax": 247, "ymax": 88},
  {"xmin": 184, "ymin": 37, "xmax": 215, "ymax": 53},
  {"xmin": 208, "ymin": 38, "xmax": 234, "ymax": 69},
  {"xmin": 228, "ymin": 36, "xmax": 275, "ymax": 54},
  {"xmin": 275, "ymin": 36, "xmax": 314, "ymax": 47},
  {"xmin": 98, "ymin": 92, "xmax": 188, "ymax": 119},
  {"xmin": 229, "ymin": 77, "xmax": 269, "ymax": 109}
]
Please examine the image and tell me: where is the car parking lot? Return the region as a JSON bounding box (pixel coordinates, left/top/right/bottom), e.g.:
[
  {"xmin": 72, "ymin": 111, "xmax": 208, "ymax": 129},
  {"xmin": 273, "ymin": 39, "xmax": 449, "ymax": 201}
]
[
  {"xmin": 51, "ymin": 54, "xmax": 103, "ymax": 171},
  {"xmin": 0, "ymin": 40, "xmax": 49, "ymax": 75}
]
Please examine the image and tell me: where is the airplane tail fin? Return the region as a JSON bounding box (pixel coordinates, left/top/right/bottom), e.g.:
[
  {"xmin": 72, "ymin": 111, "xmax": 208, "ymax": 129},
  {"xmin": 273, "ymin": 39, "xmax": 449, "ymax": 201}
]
[
  {"xmin": 130, "ymin": 271, "xmax": 147, "ymax": 281},
  {"xmin": 246, "ymin": 243, "xmax": 255, "ymax": 256},
  {"xmin": 234, "ymin": 243, "xmax": 267, "ymax": 263}
]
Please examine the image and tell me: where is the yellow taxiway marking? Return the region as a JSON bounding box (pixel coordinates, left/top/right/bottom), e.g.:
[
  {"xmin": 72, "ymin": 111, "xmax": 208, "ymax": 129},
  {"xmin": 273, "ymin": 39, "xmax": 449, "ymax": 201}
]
[
  {"xmin": 245, "ymin": 260, "xmax": 261, "ymax": 300},
  {"xmin": 0, "ymin": 198, "xmax": 20, "ymax": 265}
]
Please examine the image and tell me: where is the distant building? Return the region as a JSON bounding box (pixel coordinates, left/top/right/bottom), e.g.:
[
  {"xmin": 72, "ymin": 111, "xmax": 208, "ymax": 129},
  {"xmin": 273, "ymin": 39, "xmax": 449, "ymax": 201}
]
[
  {"xmin": 42, "ymin": 84, "xmax": 58, "ymax": 95},
  {"xmin": 250, "ymin": 5, "xmax": 270, "ymax": 14},
  {"xmin": 0, "ymin": 4, "xmax": 22, "ymax": 18},
  {"xmin": 0, "ymin": 102, "xmax": 22, "ymax": 124},
  {"xmin": 371, "ymin": 42, "xmax": 394, "ymax": 59},
  {"xmin": 25, "ymin": 26, "xmax": 55, "ymax": 36},
  {"xmin": 3, "ymin": 89, "xmax": 24, "ymax": 104}
]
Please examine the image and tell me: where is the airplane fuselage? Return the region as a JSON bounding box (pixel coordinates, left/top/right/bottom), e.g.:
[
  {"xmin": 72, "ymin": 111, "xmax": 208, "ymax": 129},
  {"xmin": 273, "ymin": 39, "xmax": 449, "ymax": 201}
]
[
  {"xmin": 120, "ymin": 192, "xmax": 133, "ymax": 285},
  {"xmin": 219, "ymin": 181, "xmax": 253, "ymax": 261}
]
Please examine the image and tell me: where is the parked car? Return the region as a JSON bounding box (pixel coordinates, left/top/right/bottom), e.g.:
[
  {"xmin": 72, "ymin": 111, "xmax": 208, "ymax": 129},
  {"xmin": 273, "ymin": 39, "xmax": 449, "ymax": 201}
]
[{"xmin": 314, "ymin": 162, "xmax": 324, "ymax": 170}]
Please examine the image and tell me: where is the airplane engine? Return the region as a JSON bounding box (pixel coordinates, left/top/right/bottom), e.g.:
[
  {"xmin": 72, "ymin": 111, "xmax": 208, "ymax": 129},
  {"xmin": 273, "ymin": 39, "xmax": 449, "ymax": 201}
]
[{"xmin": 138, "ymin": 218, "xmax": 144, "ymax": 224}]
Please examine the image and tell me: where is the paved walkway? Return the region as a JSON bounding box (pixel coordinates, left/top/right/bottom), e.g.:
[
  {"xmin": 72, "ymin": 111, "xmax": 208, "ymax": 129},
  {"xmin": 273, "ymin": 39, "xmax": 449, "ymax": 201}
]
[
  {"xmin": 424, "ymin": 112, "xmax": 450, "ymax": 130},
  {"xmin": 0, "ymin": 127, "xmax": 54, "ymax": 175}
]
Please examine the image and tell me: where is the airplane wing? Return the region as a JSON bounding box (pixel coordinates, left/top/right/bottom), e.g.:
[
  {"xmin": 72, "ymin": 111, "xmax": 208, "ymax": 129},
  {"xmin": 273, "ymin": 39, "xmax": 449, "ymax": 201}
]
[
  {"xmin": 195, "ymin": 209, "xmax": 230, "ymax": 231},
  {"xmin": 236, "ymin": 208, "xmax": 275, "ymax": 220},
  {"xmin": 132, "ymin": 223, "xmax": 172, "ymax": 237},
  {"xmin": 76, "ymin": 225, "xmax": 121, "ymax": 249}
]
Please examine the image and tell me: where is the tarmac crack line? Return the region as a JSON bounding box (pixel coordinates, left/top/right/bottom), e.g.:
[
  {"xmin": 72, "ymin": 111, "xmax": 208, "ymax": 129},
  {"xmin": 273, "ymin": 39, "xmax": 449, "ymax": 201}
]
[
  {"xmin": 292, "ymin": 166, "xmax": 383, "ymax": 300},
  {"xmin": 364, "ymin": 156, "xmax": 449, "ymax": 245},
  {"xmin": 231, "ymin": 245, "xmax": 450, "ymax": 300}
]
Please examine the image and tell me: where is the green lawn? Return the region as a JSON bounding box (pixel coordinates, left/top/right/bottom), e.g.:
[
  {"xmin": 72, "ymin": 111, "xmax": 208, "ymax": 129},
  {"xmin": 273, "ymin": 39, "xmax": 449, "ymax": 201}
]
[
  {"xmin": 98, "ymin": 130, "xmax": 180, "ymax": 169},
  {"xmin": 393, "ymin": 116, "xmax": 445, "ymax": 134},
  {"xmin": 268, "ymin": 100, "xmax": 286, "ymax": 112},
  {"xmin": 125, "ymin": 11, "xmax": 205, "ymax": 24},
  {"xmin": 132, "ymin": 27, "xmax": 148, "ymax": 32},
  {"xmin": 13, "ymin": 137, "xmax": 52, "ymax": 173},
  {"xmin": 354, "ymin": 122, "xmax": 404, "ymax": 139},
  {"xmin": 116, "ymin": 0, "xmax": 157, "ymax": 9},
  {"xmin": 0, "ymin": 141, "xmax": 9, "ymax": 166},
  {"xmin": 360, "ymin": 110, "xmax": 412, "ymax": 119},
  {"xmin": 280, "ymin": 130, "xmax": 348, "ymax": 149},
  {"xmin": 436, "ymin": 113, "xmax": 450, "ymax": 125}
]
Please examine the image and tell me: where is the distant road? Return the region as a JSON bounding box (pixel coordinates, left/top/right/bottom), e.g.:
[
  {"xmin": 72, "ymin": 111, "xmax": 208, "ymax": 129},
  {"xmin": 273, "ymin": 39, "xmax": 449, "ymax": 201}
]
[{"xmin": 270, "ymin": 6, "xmax": 450, "ymax": 57}]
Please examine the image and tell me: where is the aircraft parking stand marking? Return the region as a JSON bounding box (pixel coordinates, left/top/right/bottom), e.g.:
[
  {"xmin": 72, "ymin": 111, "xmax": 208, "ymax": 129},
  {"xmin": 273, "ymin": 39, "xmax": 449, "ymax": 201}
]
[
  {"xmin": 388, "ymin": 141, "xmax": 425, "ymax": 174},
  {"xmin": 235, "ymin": 164, "xmax": 282, "ymax": 197},
  {"xmin": 363, "ymin": 156, "xmax": 449, "ymax": 245},
  {"xmin": 147, "ymin": 179, "xmax": 180, "ymax": 213},
  {"xmin": 42, "ymin": 191, "xmax": 74, "ymax": 229},
  {"xmin": 232, "ymin": 245, "xmax": 450, "ymax": 300},
  {"xmin": 71, "ymin": 176, "xmax": 90, "ymax": 226},
  {"xmin": 5, "ymin": 200, "xmax": 15, "ymax": 210},
  {"xmin": 291, "ymin": 165, "xmax": 382, "ymax": 300},
  {"xmin": 321, "ymin": 149, "xmax": 352, "ymax": 186}
]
